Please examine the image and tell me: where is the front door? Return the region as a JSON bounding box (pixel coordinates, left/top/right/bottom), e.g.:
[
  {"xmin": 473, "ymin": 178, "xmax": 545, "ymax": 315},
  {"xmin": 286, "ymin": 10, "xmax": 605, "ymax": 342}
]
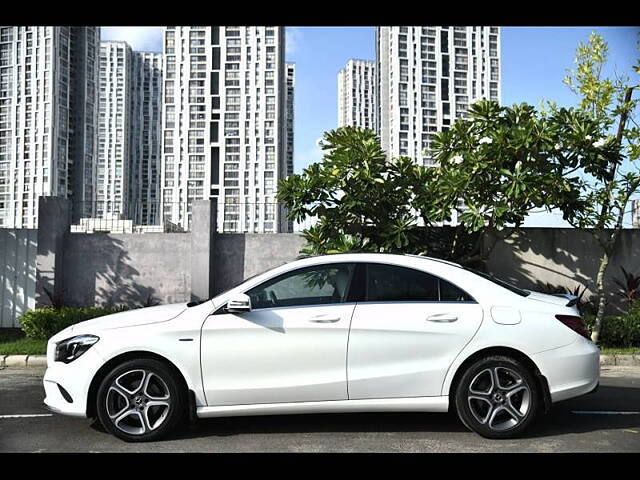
[{"xmin": 201, "ymin": 263, "xmax": 357, "ymax": 406}]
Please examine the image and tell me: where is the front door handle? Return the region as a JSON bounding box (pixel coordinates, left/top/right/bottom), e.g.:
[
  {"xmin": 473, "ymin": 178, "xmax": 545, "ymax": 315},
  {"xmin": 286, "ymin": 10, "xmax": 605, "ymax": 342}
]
[
  {"xmin": 309, "ymin": 316, "xmax": 340, "ymax": 323},
  {"xmin": 427, "ymin": 314, "xmax": 458, "ymax": 323}
]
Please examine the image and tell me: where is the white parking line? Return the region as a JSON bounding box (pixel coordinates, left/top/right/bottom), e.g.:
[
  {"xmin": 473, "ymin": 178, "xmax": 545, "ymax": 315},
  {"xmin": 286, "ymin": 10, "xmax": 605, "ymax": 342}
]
[
  {"xmin": 572, "ymin": 411, "xmax": 640, "ymax": 415},
  {"xmin": 0, "ymin": 414, "xmax": 53, "ymax": 419}
]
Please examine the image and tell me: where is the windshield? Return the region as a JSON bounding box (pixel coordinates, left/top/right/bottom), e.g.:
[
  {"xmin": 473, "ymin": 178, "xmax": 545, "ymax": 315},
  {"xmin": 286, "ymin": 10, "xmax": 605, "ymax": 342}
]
[{"xmin": 463, "ymin": 267, "xmax": 531, "ymax": 297}]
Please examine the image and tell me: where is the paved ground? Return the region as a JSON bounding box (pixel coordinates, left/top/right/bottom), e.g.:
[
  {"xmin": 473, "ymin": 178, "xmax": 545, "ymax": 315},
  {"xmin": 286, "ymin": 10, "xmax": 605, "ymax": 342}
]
[{"xmin": 1, "ymin": 366, "xmax": 639, "ymax": 452}]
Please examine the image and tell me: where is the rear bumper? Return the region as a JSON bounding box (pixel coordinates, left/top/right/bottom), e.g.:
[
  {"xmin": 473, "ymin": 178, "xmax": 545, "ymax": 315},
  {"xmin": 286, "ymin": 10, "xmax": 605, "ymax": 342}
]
[{"xmin": 532, "ymin": 336, "xmax": 600, "ymax": 403}]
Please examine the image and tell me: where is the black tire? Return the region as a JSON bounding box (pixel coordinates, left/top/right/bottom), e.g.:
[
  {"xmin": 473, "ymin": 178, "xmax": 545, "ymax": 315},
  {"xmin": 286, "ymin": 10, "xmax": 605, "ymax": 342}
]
[
  {"xmin": 454, "ymin": 355, "xmax": 540, "ymax": 439},
  {"xmin": 96, "ymin": 358, "xmax": 186, "ymax": 442}
]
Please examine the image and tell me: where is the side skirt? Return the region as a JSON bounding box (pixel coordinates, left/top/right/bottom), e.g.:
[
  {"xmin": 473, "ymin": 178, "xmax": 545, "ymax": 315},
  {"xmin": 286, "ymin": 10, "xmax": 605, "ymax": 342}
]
[{"xmin": 196, "ymin": 396, "xmax": 449, "ymax": 418}]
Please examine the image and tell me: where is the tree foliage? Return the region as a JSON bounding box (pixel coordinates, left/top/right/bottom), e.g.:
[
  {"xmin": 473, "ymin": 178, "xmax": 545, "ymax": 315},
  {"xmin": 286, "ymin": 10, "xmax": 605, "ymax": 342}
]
[
  {"xmin": 277, "ymin": 106, "xmax": 602, "ymax": 266},
  {"xmin": 557, "ymin": 32, "xmax": 639, "ymax": 343},
  {"xmin": 429, "ymin": 100, "xmax": 602, "ymax": 232},
  {"xmin": 277, "ymin": 127, "xmax": 445, "ymax": 256},
  {"xmin": 277, "ymin": 34, "xmax": 638, "ymax": 345}
]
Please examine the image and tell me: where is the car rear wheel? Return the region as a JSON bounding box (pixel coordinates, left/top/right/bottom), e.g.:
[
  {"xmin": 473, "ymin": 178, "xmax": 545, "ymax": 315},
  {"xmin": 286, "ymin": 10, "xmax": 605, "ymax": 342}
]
[
  {"xmin": 96, "ymin": 358, "xmax": 185, "ymax": 442},
  {"xmin": 454, "ymin": 355, "xmax": 540, "ymax": 439}
]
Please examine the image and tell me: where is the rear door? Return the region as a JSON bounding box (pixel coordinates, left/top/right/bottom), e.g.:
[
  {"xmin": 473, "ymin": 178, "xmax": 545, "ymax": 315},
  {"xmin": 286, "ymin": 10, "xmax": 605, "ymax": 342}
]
[{"xmin": 347, "ymin": 262, "xmax": 483, "ymax": 399}]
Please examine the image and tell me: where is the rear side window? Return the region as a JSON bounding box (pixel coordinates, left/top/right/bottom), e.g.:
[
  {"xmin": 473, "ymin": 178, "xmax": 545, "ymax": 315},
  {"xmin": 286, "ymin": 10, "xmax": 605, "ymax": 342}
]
[
  {"xmin": 365, "ymin": 263, "xmax": 474, "ymax": 303},
  {"xmin": 439, "ymin": 277, "xmax": 474, "ymax": 302},
  {"xmin": 462, "ymin": 267, "xmax": 530, "ymax": 297}
]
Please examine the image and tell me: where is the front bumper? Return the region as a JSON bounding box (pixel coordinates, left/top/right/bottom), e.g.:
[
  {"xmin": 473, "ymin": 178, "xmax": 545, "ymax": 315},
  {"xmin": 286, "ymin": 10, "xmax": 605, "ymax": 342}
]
[
  {"xmin": 43, "ymin": 346, "xmax": 105, "ymax": 418},
  {"xmin": 532, "ymin": 335, "xmax": 600, "ymax": 403}
]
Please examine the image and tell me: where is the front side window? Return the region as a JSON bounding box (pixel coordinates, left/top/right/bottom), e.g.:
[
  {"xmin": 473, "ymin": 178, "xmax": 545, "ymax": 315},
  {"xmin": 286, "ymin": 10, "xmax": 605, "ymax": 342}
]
[
  {"xmin": 366, "ymin": 263, "xmax": 474, "ymax": 302},
  {"xmin": 246, "ymin": 263, "xmax": 355, "ymax": 310}
]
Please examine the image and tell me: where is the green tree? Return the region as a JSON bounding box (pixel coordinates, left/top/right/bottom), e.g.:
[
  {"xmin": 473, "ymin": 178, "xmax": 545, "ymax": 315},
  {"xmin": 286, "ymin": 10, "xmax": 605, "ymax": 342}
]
[
  {"xmin": 277, "ymin": 127, "xmax": 442, "ymax": 256},
  {"xmin": 277, "ymin": 34, "xmax": 638, "ymax": 347},
  {"xmin": 558, "ymin": 32, "xmax": 640, "ymax": 343},
  {"xmin": 277, "ymin": 117, "xmax": 589, "ymax": 267},
  {"xmin": 429, "ymin": 100, "xmax": 594, "ymax": 265}
]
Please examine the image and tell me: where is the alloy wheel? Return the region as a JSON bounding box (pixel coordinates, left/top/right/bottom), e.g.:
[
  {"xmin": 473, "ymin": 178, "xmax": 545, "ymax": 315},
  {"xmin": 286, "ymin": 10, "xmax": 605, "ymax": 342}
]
[
  {"xmin": 105, "ymin": 369, "xmax": 172, "ymax": 435},
  {"xmin": 467, "ymin": 366, "xmax": 531, "ymax": 432}
]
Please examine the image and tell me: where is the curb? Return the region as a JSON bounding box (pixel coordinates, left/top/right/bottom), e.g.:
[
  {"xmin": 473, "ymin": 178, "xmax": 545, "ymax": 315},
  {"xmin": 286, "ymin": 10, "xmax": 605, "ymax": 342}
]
[
  {"xmin": 1, "ymin": 354, "xmax": 640, "ymax": 368},
  {"xmin": 599, "ymin": 354, "xmax": 640, "ymax": 367},
  {"xmin": 0, "ymin": 355, "xmax": 47, "ymax": 368}
]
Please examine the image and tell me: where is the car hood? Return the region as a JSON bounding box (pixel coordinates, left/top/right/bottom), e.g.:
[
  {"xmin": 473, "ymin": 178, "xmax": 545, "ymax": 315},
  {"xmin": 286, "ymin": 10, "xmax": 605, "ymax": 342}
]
[{"xmin": 67, "ymin": 303, "xmax": 188, "ymax": 335}]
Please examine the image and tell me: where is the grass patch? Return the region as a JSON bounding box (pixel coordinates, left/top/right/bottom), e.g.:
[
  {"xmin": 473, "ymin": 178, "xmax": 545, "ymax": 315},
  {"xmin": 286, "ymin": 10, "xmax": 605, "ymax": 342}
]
[
  {"xmin": 599, "ymin": 347, "xmax": 640, "ymax": 355},
  {"xmin": 0, "ymin": 328, "xmax": 47, "ymax": 356}
]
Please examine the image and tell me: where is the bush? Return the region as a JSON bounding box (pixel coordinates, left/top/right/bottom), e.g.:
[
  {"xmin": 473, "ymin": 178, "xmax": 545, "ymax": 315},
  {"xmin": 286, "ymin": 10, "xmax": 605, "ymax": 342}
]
[
  {"xmin": 19, "ymin": 306, "xmax": 129, "ymax": 340},
  {"xmin": 584, "ymin": 302, "xmax": 640, "ymax": 347}
]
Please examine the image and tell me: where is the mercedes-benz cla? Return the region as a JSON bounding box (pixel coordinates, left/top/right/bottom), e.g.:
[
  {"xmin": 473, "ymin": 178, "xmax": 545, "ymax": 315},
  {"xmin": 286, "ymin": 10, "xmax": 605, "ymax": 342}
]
[{"xmin": 44, "ymin": 253, "xmax": 599, "ymax": 442}]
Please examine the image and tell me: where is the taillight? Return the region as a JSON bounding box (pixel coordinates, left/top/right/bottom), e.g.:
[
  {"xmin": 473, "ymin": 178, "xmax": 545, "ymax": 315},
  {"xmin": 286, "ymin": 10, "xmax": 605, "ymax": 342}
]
[{"xmin": 555, "ymin": 315, "xmax": 591, "ymax": 340}]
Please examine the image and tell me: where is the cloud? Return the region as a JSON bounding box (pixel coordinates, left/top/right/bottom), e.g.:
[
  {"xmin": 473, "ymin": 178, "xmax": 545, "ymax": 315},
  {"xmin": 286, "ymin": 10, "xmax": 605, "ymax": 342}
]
[
  {"xmin": 100, "ymin": 27, "xmax": 164, "ymax": 52},
  {"xmin": 285, "ymin": 27, "xmax": 303, "ymax": 57}
]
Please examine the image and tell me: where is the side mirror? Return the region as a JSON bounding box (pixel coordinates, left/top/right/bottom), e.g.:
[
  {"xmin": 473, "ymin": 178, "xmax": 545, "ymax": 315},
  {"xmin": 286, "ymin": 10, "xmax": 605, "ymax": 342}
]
[{"xmin": 226, "ymin": 293, "xmax": 252, "ymax": 313}]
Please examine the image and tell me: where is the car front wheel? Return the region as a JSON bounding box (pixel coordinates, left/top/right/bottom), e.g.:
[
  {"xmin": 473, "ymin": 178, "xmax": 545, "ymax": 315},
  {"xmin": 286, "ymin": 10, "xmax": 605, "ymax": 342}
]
[
  {"xmin": 96, "ymin": 358, "xmax": 186, "ymax": 442},
  {"xmin": 454, "ymin": 355, "xmax": 540, "ymax": 439}
]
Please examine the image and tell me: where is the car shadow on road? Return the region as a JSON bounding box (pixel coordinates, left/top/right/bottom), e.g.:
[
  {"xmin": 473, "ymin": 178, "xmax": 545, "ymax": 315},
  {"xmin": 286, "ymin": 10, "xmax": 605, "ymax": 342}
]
[
  {"xmin": 169, "ymin": 412, "xmax": 469, "ymax": 440},
  {"xmin": 526, "ymin": 384, "xmax": 640, "ymax": 438},
  {"xmin": 163, "ymin": 385, "xmax": 640, "ymax": 442}
]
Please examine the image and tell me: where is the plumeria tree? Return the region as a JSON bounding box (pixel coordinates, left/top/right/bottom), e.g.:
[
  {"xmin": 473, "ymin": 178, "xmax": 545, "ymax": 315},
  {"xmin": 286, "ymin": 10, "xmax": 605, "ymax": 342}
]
[
  {"xmin": 433, "ymin": 32, "xmax": 639, "ymax": 343},
  {"xmin": 278, "ymin": 34, "xmax": 638, "ymax": 346},
  {"xmin": 278, "ymin": 120, "xmax": 589, "ymax": 267},
  {"xmin": 278, "ymin": 127, "xmax": 433, "ymax": 256},
  {"xmin": 557, "ymin": 32, "xmax": 640, "ymax": 343},
  {"xmin": 429, "ymin": 100, "xmax": 594, "ymax": 265}
]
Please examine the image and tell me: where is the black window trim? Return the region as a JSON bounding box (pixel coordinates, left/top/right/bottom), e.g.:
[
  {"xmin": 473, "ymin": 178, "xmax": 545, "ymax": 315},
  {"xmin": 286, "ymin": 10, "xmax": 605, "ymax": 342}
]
[{"xmin": 213, "ymin": 260, "xmax": 478, "ymax": 315}]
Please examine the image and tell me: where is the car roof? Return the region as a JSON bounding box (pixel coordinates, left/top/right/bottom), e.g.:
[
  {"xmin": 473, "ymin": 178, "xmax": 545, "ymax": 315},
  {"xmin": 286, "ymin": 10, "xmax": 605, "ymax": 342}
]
[{"xmin": 294, "ymin": 252, "xmax": 462, "ymax": 269}]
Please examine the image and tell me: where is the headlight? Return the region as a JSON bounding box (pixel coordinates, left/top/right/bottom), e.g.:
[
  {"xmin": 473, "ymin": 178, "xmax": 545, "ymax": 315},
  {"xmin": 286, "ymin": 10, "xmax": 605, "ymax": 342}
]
[{"xmin": 55, "ymin": 335, "xmax": 100, "ymax": 364}]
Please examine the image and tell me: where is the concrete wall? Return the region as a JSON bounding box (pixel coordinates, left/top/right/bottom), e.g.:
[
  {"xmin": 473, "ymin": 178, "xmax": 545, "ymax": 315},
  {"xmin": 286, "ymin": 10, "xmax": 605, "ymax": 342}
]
[
  {"xmin": 35, "ymin": 197, "xmax": 71, "ymax": 308},
  {"xmin": 212, "ymin": 233, "xmax": 306, "ymax": 295},
  {"xmin": 33, "ymin": 197, "xmax": 213, "ymax": 310},
  {"xmin": 211, "ymin": 230, "xmax": 637, "ymax": 313},
  {"xmin": 486, "ymin": 228, "xmax": 640, "ymax": 314},
  {"xmin": 5, "ymin": 197, "xmax": 639, "ymax": 317},
  {"xmin": 0, "ymin": 229, "xmax": 37, "ymax": 327},
  {"xmin": 63, "ymin": 233, "xmax": 192, "ymax": 307}
]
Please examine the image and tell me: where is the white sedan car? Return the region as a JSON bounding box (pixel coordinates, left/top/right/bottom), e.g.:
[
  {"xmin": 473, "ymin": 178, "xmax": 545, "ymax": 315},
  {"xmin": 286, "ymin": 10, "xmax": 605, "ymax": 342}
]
[{"xmin": 44, "ymin": 253, "xmax": 599, "ymax": 442}]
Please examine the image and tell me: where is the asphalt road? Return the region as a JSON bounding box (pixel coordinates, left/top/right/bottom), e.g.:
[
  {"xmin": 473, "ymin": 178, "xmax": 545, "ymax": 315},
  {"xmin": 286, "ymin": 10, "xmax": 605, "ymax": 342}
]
[{"xmin": 1, "ymin": 366, "xmax": 639, "ymax": 452}]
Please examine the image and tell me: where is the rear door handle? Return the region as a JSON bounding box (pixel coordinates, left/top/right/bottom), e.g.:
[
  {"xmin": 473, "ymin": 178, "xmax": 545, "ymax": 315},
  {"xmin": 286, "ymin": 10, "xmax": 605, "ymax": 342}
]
[
  {"xmin": 427, "ymin": 314, "xmax": 458, "ymax": 323},
  {"xmin": 309, "ymin": 316, "xmax": 340, "ymax": 323}
]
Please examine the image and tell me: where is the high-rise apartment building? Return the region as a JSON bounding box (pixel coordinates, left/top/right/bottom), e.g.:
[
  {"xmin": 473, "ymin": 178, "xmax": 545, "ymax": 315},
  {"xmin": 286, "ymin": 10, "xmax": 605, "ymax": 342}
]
[
  {"xmin": 0, "ymin": 26, "xmax": 99, "ymax": 228},
  {"xmin": 97, "ymin": 41, "xmax": 133, "ymax": 219},
  {"xmin": 338, "ymin": 59, "xmax": 376, "ymax": 130},
  {"xmin": 376, "ymin": 26, "xmax": 500, "ymax": 165},
  {"xmin": 284, "ymin": 62, "xmax": 294, "ymax": 178},
  {"xmin": 130, "ymin": 52, "xmax": 162, "ymax": 225},
  {"xmin": 161, "ymin": 26, "xmax": 289, "ymax": 233},
  {"xmin": 283, "ymin": 62, "xmax": 295, "ymax": 233},
  {"xmin": 97, "ymin": 42, "xmax": 163, "ymax": 225}
]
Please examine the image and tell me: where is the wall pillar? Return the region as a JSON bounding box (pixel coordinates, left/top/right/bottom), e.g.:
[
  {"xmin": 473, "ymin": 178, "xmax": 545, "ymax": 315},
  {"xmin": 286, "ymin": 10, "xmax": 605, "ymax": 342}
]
[
  {"xmin": 190, "ymin": 199, "xmax": 217, "ymax": 302},
  {"xmin": 35, "ymin": 197, "xmax": 71, "ymax": 308}
]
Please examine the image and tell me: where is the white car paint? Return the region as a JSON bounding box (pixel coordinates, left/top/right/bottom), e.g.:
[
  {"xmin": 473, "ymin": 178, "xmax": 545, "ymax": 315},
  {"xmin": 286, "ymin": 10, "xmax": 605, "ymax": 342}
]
[
  {"xmin": 201, "ymin": 303, "xmax": 356, "ymax": 405},
  {"xmin": 43, "ymin": 253, "xmax": 599, "ymax": 426},
  {"xmin": 347, "ymin": 301, "xmax": 483, "ymax": 398}
]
